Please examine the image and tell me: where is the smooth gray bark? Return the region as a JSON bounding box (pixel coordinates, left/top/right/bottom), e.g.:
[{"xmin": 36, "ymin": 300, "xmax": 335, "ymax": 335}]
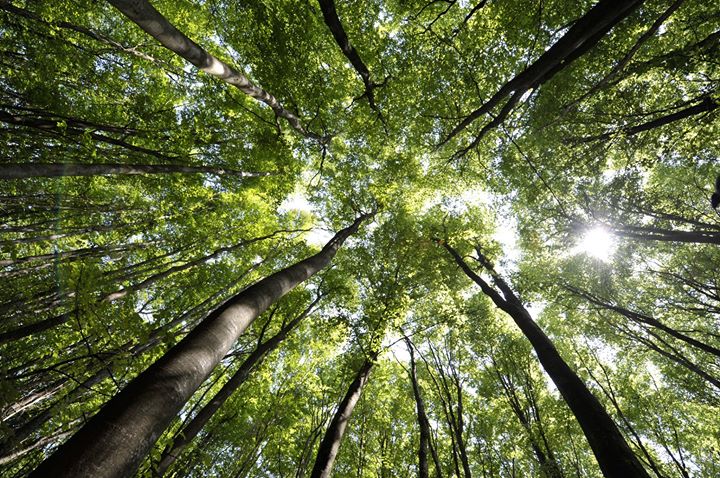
[
  {"xmin": 107, "ymin": 0, "xmax": 320, "ymax": 140},
  {"xmin": 155, "ymin": 297, "xmax": 321, "ymax": 476},
  {"xmin": 28, "ymin": 213, "xmax": 371, "ymax": 478}
]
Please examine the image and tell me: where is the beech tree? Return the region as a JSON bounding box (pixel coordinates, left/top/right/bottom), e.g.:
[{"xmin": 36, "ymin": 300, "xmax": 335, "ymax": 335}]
[{"xmin": 1, "ymin": 0, "xmax": 719, "ymax": 477}]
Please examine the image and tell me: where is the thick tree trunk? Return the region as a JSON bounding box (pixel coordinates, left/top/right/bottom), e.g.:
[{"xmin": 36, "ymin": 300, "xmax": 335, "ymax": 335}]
[
  {"xmin": 441, "ymin": 241, "xmax": 650, "ymax": 478},
  {"xmin": 155, "ymin": 297, "xmax": 320, "ymax": 476},
  {"xmin": 0, "ymin": 276, "xmax": 248, "ymax": 457},
  {"xmin": 310, "ymin": 353, "xmax": 377, "ymax": 478},
  {"xmin": 562, "ymin": 0, "xmax": 685, "ymax": 113},
  {"xmin": 107, "ymin": 0, "xmax": 319, "ymax": 140},
  {"xmin": 28, "ymin": 213, "xmax": 371, "ymax": 478},
  {"xmin": 0, "ymin": 163, "xmax": 273, "ymax": 179},
  {"xmin": 441, "ymin": 0, "xmax": 644, "ymax": 145}
]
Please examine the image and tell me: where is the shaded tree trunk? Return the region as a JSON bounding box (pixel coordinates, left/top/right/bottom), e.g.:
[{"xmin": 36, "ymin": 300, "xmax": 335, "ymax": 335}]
[
  {"xmin": 492, "ymin": 357, "xmax": 563, "ymax": 478},
  {"xmin": 441, "ymin": 0, "xmax": 644, "ymax": 146},
  {"xmin": 405, "ymin": 338, "xmax": 439, "ymax": 478},
  {"xmin": 0, "ymin": 273, "xmax": 252, "ymax": 459},
  {"xmin": 440, "ymin": 240, "xmax": 650, "ymax": 478},
  {"xmin": 0, "ymin": 231, "xmax": 282, "ymax": 344},
  {"xmin": 28, "ymin": 213, "xmax": 371, "ymax": 478},
  {"xmin": 155, "ymin": 296, "xmax": 321, "ymax": 476},
  {"xmin": 0, "ymin": 163, "xmax": 273, "ymax": 179},
  {"xmin": 310, "ymin": 352, "xmax": 377, "ymax": 478},
  {"xmin": 316, "ymin": 0, "xmax": 383, "ymax": 111},
  {"xmin": 581, "ymin": 96, "xmax": 718, "ymax": 142},
  {"xmin": 0, "ymin": 110, "xmax": 175, "ymax": 160},
  {"xmin": 566, "ymin": 285, "xmax": 720, "ymax": 358}
]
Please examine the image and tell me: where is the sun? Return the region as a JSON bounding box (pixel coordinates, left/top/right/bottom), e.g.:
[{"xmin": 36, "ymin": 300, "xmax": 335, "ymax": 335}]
[{"xmin": 573, "ymin": 226, "xmax": 617, "ymax": 261}]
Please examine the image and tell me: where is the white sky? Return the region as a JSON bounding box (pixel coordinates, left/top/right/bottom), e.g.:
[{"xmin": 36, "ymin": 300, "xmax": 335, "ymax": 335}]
[
  {"xmin": 278, "ymin": 191, "xmax": 333, "ymax": 246},
  {"xmin": 572, "ymin": 226, "xmax": 617, "ymax": 262}
]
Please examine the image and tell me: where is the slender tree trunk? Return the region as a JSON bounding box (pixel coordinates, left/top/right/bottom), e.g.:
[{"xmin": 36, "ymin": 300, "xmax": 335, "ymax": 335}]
[
  {"xmin": 452, "ymin": 374, "xmax": 472, "ymax": 478},
  {"xmin": 562, "ymin": 0, "xmax": 685, "ymax": 113},
  {"xmin": 107, "ymin": 0, "xmax": 319, "ymax": 140},
  {"xmin": 0, "ymin": 163, "xmax": 274, "ymax": 180},
  {"xmin": 155, "ymin": 296, "xmax": 321, "ymax": 476},
  {"xmin": 0, "ymin": 232, "xmax": 276, "ymax": 345},
  {"xmin": 441, "ymin": 241, "xmax": 650, "ymax": 478},
  {"xmin": 441, "ymin": 0, "xmax": 644, "ymax": 145},
  {"xmin": 28, "ymin": 213, "xmax": 371, "ymax": 478},
  {"xmin": 0, "ymin": 0, "xmax": 172, "ymax": 66},
  {"xmin": 612, "ymin": 225, "xmax": 720, "ymax": 245},
  {"xmin": 492, "ymin": 360, "xmax": 563, "ymax": 478},
  {"xmin": 101, "ymin": 228, "xmax": 301, "ymax": 303},
  {"xmin": 0, "ymin": 110, "xmax": 174, "ymax": 160},
  {"xmin": 582, "ymin": 96, "xmax": 718, "ymax": 142},
  {"xmin": 310, "ymin": 352, "xmax": 377, "ymax": 478},
  {"xmin": 566, "ymin": 286, "xmax": 720, "ymax": 358},
  {"xmin": 316, "ymin": 0, "xmax": 381, "ymax": 110},
  {"xmin": 405, "ymin": 338, "xmax": 433, "ymax": 478},
  {"xmin": 0, "ymin": 428, "xmax": 74, "ymax": 466}
]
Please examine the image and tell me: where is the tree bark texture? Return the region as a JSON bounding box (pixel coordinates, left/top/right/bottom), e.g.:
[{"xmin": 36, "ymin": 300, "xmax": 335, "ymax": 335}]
[
  {"xmin": 441, "ymin": 241, "xmax": 651, "ymax": 478},
  {"xmin": 310, "ymin": 353, "xmax": 377, "ymax": 478},
  {"xmin": 442, "ymin": 0, "xmax": 645, "ymax": 145},
  {"xmin": 28, "ymin": 213, "xmax": 371, "ymax": 478},
  {"xmin": 107, "ymin": 0, "xmax": 319, "ymax": 140},
  {"xmin": 405, "ymin": 338, "xmax": 435, "ymax": 478},
  {"xmin": 316, "ymin": 0, "xmax": 380, "ymax": 109},
  {"xmin": 155, "ymin": 297, "xmax": 321, "ymax": 476}
]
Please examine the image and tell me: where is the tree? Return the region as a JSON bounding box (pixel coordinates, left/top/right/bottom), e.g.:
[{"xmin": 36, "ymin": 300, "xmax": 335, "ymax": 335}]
[
  {"xmin": 310, "ymin": 351, "xmax": 378, "ymax": 478},
  {"xmin": 28, "ymin": 213, "xmax": 371, "ymax": 478},
  {"xmin": 2, "ymin": 1, "xmax": 719, "ymax": 477},
  {"xmin": 439, "ymin": 240, "xmax": 650, "ymax": 478}
]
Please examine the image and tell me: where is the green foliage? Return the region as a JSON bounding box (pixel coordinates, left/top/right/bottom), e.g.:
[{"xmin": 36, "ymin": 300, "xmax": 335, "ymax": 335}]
[{"xmin": 1, "ymin": 0, "xmax": 719, "ymax": 476}]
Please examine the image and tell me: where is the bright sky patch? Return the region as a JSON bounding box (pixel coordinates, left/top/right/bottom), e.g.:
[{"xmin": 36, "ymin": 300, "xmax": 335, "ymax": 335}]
[{"xmin": 573, "ymin": 226, "xmax": 617, "ymax": 261}]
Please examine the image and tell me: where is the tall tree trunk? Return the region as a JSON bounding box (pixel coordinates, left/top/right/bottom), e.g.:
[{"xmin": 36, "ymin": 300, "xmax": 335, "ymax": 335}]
[
  {"xmin": 581, "ymin": 96, "xmax": 718, "ymax": 142},
  {"xmin": 0, "ymin": 274, "xmax": 250, "ymax": 458},
  {"xmin": 441, "ymin": 0, "xmax": 645, "ymax": 145},
  {"xmin": 492, "ymin": 358, "xmax": 563, "ymax": 478},
  {"xmin": 405, "ymin": 338, "xmax": 431, "ymax": 478},
  {"xmin": 310, "ymin": 352, "xmax": 377, "ymax": 478},
  {"xmin": 0, "ymin": 110, "xmax": 175, "ymax": 160},
  {"xmin": 316, "ymin": 0, "xmax": 382, "ymax": 111},
  {"xmin": 566, "ymin": 285, "xmax": 720, "ymax": 358},
  {"xmin": 155, "ymin": 296, "xmax": 321, "ymax": 476},
  {"xmin": 0, "ymin": 162, "xmax": 273, "ymax": 179},
  {"xmin": 28, "ymin": 213, "xmax": 371, "ymax": 478},
  {"xmin": 440, "ymin": 240, "xmax": 650, "ymax": 478},
  {"xmin": 107, "ymin": 0, "xmax": 320, "ymax": 140},
  {"xmin": 0, "ymin": 231, "xmax": 279, "ymax": 344},
  {"xmin": 0, "ymin": 0, "xmax": 172, "ymax": 67}
]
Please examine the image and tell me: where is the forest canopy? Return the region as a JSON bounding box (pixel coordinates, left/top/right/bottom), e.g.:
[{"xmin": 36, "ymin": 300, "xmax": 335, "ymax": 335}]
[{"xmin": 0, "ymin": 0, "xmax": 719, "ymax": 477}]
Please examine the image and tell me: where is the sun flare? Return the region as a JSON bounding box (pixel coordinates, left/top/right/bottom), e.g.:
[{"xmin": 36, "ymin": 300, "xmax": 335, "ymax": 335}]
[{"xmin": 573, "ymin": 227, "xmax": 617, "ymax": 261}]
